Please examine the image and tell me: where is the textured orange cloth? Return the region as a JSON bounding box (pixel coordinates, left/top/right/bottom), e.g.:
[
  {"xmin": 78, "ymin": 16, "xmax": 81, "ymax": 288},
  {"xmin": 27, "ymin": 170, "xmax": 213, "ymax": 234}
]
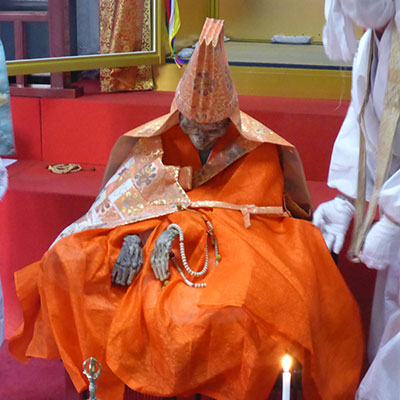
[
  {"xmin": 99, "ymin": 0, "xmax": 153, "ymax": 92},
  {"xmin": 10, "ymin": 126, "xmax": 363, "ymax": 400}
]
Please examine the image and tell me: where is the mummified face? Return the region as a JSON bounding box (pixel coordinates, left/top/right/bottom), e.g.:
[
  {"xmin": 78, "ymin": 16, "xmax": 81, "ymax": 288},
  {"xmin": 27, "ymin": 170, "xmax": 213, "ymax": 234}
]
[{"xmin": 179, "ymin": 114, "xmax": 230, "ymax": 151}]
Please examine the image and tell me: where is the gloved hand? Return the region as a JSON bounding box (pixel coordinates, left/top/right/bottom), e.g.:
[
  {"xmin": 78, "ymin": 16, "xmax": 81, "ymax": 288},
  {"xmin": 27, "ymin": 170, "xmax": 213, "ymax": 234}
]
[
  {"xmin": 312, "ymin": 195, "xmax": 355, "ymax": 254},
  {"xmin": 360, "ymin": 215, "xmax": 400, "ymax": 270}
]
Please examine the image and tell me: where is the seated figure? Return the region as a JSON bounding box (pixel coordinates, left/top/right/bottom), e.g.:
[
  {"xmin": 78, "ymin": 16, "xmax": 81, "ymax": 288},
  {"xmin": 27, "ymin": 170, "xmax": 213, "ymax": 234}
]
[{"xmin": 10, "ymin": 19, "xmax": 364, "ymax": 400}]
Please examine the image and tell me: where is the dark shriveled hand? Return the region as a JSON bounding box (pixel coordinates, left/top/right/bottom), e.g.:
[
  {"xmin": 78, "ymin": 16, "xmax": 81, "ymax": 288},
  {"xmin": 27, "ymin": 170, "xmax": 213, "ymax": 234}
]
[
  {"xmin": 112, "ymin": 234, "xmax": 143, "ymax": 286},
  {"xmin": 151, "ymin": 227, "xmax": 179, "ymax": 281}
]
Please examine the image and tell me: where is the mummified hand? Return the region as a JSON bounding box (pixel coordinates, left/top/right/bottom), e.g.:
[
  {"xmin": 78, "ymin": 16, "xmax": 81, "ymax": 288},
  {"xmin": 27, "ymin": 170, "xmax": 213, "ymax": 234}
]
[
  {"xmin": 151, "ymin": 227, "xmax": 179, "ymax": 281},
  {"xmin": 112, "ymin": 234, "xmax": 143, "ymax": 286}
]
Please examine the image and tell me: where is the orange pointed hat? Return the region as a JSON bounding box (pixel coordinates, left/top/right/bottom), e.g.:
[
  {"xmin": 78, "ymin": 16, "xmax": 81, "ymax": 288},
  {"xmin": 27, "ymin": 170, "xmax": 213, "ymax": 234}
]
[{"xmin": 174, "ymin": 18, "xmax": 239, "ymax": 124}]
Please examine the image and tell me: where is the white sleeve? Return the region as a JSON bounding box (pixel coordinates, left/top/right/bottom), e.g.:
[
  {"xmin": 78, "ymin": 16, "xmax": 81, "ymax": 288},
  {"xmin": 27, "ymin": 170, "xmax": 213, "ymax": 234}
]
[
  {"xmin": 380, "ymin": 95, "xmax": 400, "ymax": 224},
  {"xmin": 328, "ymin": 30, "xmax": 378, "ymax": 199},
  {"xmin": 323, "ymin": 0, "xmax": 358, "ymax": 62},
  {"xmin": 379, "ymin": 168, "xmax": 400, "ymax": 224},
  {"xmin": 340, "ymin": 0, "xmax": 394, "ymax": 30},
  {"xmin": 328, "ymin": 101, "xmax": 361, "ymax": 198}
]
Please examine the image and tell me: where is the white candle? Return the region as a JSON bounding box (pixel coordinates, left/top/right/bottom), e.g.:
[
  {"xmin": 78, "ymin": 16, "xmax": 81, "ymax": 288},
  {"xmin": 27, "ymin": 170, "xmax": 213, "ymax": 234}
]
[{"xmin": 282, "ymin": 354, "xmax": 292, "ymax": 400}]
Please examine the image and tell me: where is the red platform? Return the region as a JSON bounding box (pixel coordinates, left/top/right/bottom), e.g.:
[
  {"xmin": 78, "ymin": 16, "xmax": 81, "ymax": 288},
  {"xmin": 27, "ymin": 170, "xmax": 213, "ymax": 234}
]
[{"xmin": 11, "ymin": 92, "xmax": 347, "ymax": 177}]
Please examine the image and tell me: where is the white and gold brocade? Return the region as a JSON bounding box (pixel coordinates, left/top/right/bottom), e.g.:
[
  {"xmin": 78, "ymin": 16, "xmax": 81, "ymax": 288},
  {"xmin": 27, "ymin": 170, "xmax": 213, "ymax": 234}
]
[{"xmin": 55, "ymin": 108, "xmax": 312, "ymax": 242}]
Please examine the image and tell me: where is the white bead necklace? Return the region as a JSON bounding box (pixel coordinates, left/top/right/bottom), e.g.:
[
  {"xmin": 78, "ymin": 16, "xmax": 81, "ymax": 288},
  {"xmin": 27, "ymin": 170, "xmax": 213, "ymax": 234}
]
[
  {"xmin": 167, "ymin": 219, "xmax": 220, "ymax": 288},
  {"xmin": 169, "ymin": 252, "xmax": 207, "ymax": 288}
]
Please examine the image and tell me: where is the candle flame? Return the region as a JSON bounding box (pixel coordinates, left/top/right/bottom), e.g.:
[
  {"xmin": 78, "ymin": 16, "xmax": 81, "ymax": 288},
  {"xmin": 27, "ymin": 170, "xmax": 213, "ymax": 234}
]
[{"xmin": 282, "ymin": 354, "xmax": 292, "ymax": 372}]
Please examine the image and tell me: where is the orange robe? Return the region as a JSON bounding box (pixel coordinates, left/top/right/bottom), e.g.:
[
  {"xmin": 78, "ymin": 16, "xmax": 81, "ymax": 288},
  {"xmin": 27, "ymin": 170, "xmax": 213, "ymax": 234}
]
[{"xmin": 10, "ymin": 126, "xmax": 364, "ymax": 400}]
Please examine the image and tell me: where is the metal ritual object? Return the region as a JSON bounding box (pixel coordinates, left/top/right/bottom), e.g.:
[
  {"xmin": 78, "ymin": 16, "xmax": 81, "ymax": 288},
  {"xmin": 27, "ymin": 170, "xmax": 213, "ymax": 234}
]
[{"xmin": 83, "ymin": 357, "xmax": 102, "ymax": 400}]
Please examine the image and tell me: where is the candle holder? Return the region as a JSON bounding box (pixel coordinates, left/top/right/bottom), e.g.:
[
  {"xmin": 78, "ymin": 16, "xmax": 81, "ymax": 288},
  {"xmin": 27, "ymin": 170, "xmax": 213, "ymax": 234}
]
[{"xmin": 83, "ymin": 357, "xmax": 102, "ymax": 400}]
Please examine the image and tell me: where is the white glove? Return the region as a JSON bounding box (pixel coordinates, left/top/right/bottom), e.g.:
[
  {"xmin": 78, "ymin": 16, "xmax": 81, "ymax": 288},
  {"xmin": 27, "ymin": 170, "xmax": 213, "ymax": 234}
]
[
  {"xmin": 0, "ymin": 158, "xmax": 7, "ymax": 201},
  {"xmin": 359, "ymin": 215, "xmax": 400, "ymax": 270},
  {"xmin": 313, "ymin": 196, "xmax": 355, "ymax": 254}
]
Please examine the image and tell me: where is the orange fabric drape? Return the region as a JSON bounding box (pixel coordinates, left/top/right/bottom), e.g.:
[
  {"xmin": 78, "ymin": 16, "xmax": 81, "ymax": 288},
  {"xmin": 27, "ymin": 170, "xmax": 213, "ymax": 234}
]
[{"xmin": 99, "ymin": 0, "xmax": 153, "ymax": 92}]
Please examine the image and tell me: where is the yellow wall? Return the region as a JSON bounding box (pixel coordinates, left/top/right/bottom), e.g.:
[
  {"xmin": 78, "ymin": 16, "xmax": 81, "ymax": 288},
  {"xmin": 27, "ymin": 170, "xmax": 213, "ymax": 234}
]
[
  {"xmin": 175, "ymin": 0, "xmax": 326, "ymax": 47},
  {"xmin": 174, "ymin": 0, "xmax": 209, "ymax": 49},
  {"xmin": 174, "ymin": 1, "xmax": 362, "ymax": 47},
  {"xmin": 220, "ymin": 0, "xmax": 325, "ymax": 43},
  {"xmin": 153, "ymin": 63, "xmax": 352, "ymax": 100},
  {"xmin": 160, "ymin": 1, "xmax": 355, "ymax": 100}
]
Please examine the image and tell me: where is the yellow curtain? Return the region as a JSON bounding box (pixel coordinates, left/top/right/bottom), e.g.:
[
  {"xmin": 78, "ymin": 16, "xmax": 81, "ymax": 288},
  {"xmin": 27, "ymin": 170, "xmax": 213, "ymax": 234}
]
[{"xmin": 99, "ymin": 0, "xmax": 153, "ymax": 92}]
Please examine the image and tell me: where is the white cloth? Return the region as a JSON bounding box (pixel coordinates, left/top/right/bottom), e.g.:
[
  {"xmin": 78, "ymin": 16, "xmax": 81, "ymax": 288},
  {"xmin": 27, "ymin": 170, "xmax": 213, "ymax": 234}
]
[
  {"xmin": 340, "ymin": 0, "xmax": 395, "ymax": 30},
  {"xmin": 0, "ymin": 157, "xmax": 7, "ymax": 201},
  {"xmin": 359, "ymin": 215, "xmax": 400, "ymax": 270},
  {"xmin": 328, "ymin": 25, "xmax": 400, "ymax": 220},
  {"xmin": 323, "ymin": 0, "xmax": 358, "ymax": 62},
  {"xmin": 323, "ymin": 4, "xmax": 400, "ymax": 397},
  {"xmin": 356, "ymin": 308, "xmax": 400, "ymax": 399},
  {"xmin": 323, "ymin": 0, "xmax": 400, "ymax": 63}
]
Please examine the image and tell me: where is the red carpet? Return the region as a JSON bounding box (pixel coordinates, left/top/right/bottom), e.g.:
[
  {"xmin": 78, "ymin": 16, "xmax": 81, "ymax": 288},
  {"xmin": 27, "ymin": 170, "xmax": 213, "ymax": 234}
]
[
  {"xmin": 0, "ymin": 340, "xmax": 65, "ymax": 399},
  {"xmin": 0, "ymin": 340, "xmax": 302, "ymax": 400}
]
